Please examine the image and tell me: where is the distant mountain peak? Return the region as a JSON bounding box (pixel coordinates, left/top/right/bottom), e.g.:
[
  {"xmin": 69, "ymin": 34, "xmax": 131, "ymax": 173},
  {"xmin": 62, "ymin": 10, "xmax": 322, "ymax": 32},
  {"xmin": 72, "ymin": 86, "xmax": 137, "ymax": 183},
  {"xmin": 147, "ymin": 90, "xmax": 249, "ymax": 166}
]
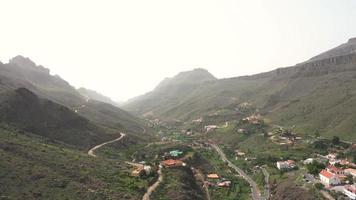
[
  {"xmin": 10, "ymin": 55, "xmax": 36, "ymax": 67},
  {"xmin": 155, "ymin": 68, "xmax": 217, "ymax": 90},
  {"xmin": 9, "ymin": 55, "xmax": 50, "ymax": 74}
]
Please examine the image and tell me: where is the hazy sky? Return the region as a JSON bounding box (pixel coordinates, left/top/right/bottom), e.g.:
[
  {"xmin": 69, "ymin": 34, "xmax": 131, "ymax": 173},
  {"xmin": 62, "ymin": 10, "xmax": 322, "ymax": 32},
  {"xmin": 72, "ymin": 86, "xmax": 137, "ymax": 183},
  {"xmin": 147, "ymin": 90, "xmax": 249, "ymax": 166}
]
[{"xmin": 1, "ymin": 0, "xmax": 356, "ymax": 101}]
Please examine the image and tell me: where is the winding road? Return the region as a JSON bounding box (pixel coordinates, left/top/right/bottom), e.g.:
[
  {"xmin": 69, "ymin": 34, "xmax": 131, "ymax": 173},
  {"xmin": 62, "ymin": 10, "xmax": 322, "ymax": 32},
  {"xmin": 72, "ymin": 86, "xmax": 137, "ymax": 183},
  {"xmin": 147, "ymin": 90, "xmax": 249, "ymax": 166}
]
[
  {"xmin": 210, "ymin": 143, "xmax": 263, "ymax": 200},
  {"xmin": 142, "ymin": 166, "xmax": 163, "ymax": 200},
  {"xmin": 88, "ymin": 133, "xmax": 126, "ymax": 157}
]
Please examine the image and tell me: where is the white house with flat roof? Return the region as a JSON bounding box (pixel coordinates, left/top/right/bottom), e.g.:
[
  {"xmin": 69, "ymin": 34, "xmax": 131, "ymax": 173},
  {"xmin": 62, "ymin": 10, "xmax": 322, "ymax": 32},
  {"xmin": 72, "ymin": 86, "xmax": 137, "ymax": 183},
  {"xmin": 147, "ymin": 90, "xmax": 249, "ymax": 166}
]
[{"xmin": 344, "ymin": 185, "xmax": 356, "ymax": 199}]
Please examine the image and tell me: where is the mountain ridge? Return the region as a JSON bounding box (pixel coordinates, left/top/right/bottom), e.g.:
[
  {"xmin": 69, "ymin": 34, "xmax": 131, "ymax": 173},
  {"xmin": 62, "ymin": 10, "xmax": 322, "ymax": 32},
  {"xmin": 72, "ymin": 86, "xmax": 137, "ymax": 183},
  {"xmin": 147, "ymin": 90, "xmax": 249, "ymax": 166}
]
[{"xmin": 124, "ymin": 38, "xmax": 356, "ymax": 141}]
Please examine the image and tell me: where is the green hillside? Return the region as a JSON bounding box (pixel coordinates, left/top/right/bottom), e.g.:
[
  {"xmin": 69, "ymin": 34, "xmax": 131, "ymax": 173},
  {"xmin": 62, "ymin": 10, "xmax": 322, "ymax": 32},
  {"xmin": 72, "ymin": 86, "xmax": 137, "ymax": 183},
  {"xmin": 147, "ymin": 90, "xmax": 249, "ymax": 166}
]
[{"xmin": 0, "ymin": 125, "xmax": 147, "ymax": 200}]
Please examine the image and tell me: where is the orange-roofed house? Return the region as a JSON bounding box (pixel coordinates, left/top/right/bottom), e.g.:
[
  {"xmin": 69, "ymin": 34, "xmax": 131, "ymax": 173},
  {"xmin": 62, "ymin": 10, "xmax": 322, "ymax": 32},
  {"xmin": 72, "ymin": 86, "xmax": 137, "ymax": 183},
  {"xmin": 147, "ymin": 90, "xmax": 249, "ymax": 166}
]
[
  {"xmin": 326, "ymin": 165, "xmax": 344, "ymax": 175},
  {"xmin": 161, "ymin": 159, "xmax": 184, "ymax": 168},
  {"xmin": 207, "ymin": 174, "xmax": 220, "ymax": 179},
  {"xmin": 319, "ymin": 170, "xmax": 341, "ymax": 186}
]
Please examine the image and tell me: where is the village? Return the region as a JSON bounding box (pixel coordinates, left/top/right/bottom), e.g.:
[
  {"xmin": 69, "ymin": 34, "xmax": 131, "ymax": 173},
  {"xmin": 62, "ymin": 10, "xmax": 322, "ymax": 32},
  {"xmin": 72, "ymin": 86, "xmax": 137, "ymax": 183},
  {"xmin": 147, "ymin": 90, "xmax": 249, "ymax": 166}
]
[
  {"xmin": 132, "ymin": 109, "xmax": 356, "ymax": 200},
  {"xmin": 275, "ymin": 149, "xmax": 356, "ymax": 199},
  {"xmin": 127, "ymin": 147, "xmax": 235, "ymax": 193}
]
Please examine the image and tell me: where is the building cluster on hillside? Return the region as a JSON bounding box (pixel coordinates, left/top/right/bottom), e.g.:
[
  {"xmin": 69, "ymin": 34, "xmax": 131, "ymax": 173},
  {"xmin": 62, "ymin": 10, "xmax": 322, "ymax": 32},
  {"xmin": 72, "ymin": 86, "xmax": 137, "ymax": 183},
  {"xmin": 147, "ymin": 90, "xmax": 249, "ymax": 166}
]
[
  {"xmin": 314, "ymin": 152, "xmax": 356, "ymax": 199},
  {"xmin": 160, "ymin": 149, "xmax": 187, "ymax": 168},
  {"xmin": 204, "ymin": 173, "xmax": 231, "ymax": 188},
  {"xmin": 242, "ymin": 114, "xmax": 261, "ymax": 124},
  {"xmin": 322, "ymin": 153, "xmax": 356, "ymax": 167},
  {"xmin": 276, "ymin": 160, "xmax": 296, "ymax": 170},
  {"xmin": 269, "ymin": 128, "xmax": 303, "ymax": 146},
  {"xmin": 130, "ymin": 149, "xmax": 187, "ymax": 178}
]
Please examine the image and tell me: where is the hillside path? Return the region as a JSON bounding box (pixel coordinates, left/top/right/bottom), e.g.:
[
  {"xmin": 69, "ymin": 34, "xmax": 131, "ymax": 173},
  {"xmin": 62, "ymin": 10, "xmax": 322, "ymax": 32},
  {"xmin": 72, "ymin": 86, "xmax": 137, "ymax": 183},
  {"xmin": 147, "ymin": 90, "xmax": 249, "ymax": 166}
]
[
  {"xmin": 142, "ymin": 166, "xmax": 163, "ymax": 200},
  {"xmin": 88, "ymin": 133, "xmax": 126, "ymax": 157},
  {"xmin": 210, "ymin": 143, "xmax": 263, "ymax": 200}
]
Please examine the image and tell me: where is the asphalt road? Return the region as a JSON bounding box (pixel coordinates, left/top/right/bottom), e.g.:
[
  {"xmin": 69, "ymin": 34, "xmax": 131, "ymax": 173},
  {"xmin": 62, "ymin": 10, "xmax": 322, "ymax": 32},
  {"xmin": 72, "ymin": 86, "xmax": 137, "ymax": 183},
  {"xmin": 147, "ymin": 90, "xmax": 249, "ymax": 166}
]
[{"xmin": 210, "ymin": 143, "xmax": 263, "ymax": 200}]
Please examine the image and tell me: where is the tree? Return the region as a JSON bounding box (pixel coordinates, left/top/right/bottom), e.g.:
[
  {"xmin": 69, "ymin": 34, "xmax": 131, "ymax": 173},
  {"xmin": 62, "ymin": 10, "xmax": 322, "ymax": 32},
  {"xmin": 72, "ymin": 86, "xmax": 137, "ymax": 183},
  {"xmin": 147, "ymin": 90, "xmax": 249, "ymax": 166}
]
[
  {"xmin": 332, "ymin": 136, "xmax": 340, "ymax": 145},
  {"xmin": 306, "ymin": 162, "xmax": 325, "ymax": 175},
  {"xmin": 346, "ymin": 174, "xmax": 354, "ymax": 184}
]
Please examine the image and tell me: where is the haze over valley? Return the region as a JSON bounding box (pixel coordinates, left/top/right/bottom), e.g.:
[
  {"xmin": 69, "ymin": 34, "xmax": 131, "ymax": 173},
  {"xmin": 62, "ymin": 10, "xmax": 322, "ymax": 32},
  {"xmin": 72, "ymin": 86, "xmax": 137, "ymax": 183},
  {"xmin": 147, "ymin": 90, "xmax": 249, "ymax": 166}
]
[{"xmin": 1, "ymin": 1, "xmax": 356, "ymax": 200}]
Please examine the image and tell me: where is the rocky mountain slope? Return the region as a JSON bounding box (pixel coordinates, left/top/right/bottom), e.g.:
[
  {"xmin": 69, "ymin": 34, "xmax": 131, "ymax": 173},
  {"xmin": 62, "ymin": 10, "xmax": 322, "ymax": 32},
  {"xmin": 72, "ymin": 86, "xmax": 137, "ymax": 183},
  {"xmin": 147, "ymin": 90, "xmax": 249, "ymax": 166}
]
[
  {"xmin": 0, "ymin": 56, "xmax": 146, "ymax": 135},
  {"xmin": 0, "ymin": 57, "xmax": 152, "ymax": 200},
  {"xmin": 124, "ymin": 38, "xmax": 356, "ymax": 141},
  {"xmin": 0, "ymin": 88, "xmax": 116, "ymax": 149}
]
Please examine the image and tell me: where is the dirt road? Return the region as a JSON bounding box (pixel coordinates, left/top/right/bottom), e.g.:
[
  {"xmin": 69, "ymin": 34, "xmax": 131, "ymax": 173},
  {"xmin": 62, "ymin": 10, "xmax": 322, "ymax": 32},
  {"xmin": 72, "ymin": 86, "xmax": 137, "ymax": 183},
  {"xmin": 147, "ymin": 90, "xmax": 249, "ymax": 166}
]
[{"xmin": 142, "ymin": 166, "xmax": 163, "ymax": 200}]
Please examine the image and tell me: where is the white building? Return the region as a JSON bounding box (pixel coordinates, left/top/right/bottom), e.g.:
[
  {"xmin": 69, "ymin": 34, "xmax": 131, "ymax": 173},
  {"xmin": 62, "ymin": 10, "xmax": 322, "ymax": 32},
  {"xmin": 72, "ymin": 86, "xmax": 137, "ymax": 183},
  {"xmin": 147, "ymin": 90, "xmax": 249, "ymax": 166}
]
[
  {"xmin": 319, "ymin": 170, "xmax": 341, "ymax": 186},
  {"xmin": 276, "ymin": 160, "xmax": 296, "ymax": 170},
  {"xmin": 303, "ymin": 158, "xmax": 314, "ymax": 165},
  {"xmin": 144, "ymin": 165, "xmax": 152, "ymax": 175},
  {"xmin": 343, "ymin": 185, "xmax": 356, "ymax": 200}
]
